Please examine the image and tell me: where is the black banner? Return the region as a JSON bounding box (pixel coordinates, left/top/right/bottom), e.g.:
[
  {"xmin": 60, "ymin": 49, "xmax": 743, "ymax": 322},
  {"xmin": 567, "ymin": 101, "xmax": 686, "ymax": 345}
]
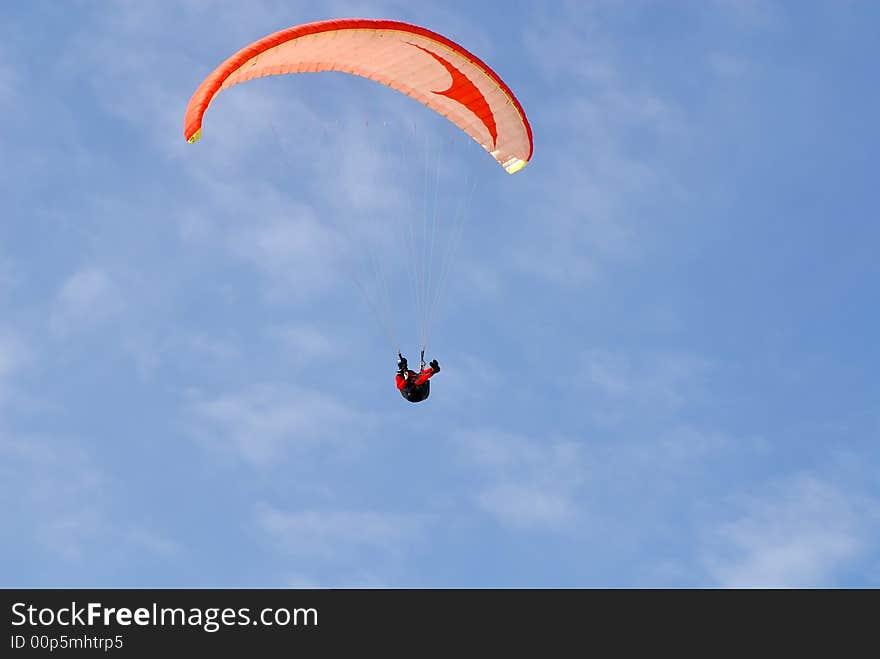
[{"xmin": 1, "ymin": 589, "xmax": 871, "ymax": 654}]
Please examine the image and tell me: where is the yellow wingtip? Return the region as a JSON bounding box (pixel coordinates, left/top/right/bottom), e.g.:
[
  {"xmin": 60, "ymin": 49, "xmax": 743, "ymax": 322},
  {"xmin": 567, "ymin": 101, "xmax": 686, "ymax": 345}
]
[
  {"xmin": 187, "ymin": 128, "xmax": 202, "ymax": 144},
  {"xmin": 505, "ymin": 158, "xmax": 527, "ymax": 174}
]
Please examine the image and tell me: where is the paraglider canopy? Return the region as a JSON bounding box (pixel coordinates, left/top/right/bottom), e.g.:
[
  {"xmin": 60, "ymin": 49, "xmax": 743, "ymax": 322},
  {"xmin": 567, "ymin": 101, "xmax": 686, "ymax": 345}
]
[{"xmin": 183, "ymin": 18, "xmax": 533, "ymax": 173}]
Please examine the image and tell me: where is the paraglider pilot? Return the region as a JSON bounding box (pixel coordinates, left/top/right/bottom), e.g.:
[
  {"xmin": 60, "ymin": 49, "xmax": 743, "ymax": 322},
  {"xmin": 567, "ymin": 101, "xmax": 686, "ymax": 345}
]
[{"xmin": 396, "ymin": 351, "xmax": 440, "ymax": 403}]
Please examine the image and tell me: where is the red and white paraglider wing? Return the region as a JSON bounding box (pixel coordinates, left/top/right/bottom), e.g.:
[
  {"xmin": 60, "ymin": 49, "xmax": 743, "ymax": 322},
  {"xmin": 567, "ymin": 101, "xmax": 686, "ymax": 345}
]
[{"xmin": 183, "ymin": 18, "xmax": 533, "ymax": 173}]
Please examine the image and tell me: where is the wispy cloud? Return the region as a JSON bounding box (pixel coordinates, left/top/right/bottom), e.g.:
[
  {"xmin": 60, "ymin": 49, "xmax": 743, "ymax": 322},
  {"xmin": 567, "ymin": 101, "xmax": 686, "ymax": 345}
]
[
  {"xmin": 709, "ymin": 52, "xmax": 752, "ymax": 78},
  {"xmin": 50, "ymin": 267, "xmax": 123, "ymax": 337},
  {"xmin": 453, "ymin": 421, "xmax": 739, "ymax": 541},
  {"xmin": 522, "ymin": 0, "xmax": 620, "ymax": 86},
  {"xmin": 65, "ymin": 1, "xmax": 302, "ymax": 153},
  {"xmin": 576, "ymin": 348, "xmax": 714, "ymax": 427},
  {"xmin": 438, "ymin": 352, "xmax": 505, "ymax": 402},
  {"xmin": 454, "ymin": 429, "xmax": 588, "ymax": 531},
  {"xmin": 0, "ymin": 53, "xmax": 16, "ymax": 108},
  {"xmin": 702, "ymin": 474, "xmax": 878, "ymax": 587},
  {"xmin": 514, "ymin": 3, "xmax": 687, "ymax": 285},
  {"xmin": 124, "ymin": 527, "xmax": 182, "ymax": 559},
  {"xmin": 0, "ymin": 329, "xmax": 31, "ymax": 408},
  {"xmin": 0, "ymin": 253, "xmax": 16, "ymax": 300},
  {"xmin": 268, "ymin": 324, "xmax": 335, "ymax": 364},
  {"xmin": 186, "ymin": 383, "xmax": 371, "ymax": 467},
  {"xmin": 0, "ymin": 428, "xmax": 185, "ymax": 584},
  {"xmin": 714, "ymin": 0, "xmax": 781, "ymax": 30},
  {"xmin": 228, "ymin": 210, "xmax": 342, "ymax": 302},
  {"xmin": 0, "ymin": 329, "xmax": 28, "ymax": 380},
  {"xmin": 477, "ymin": 485, "xmax": 578, "ymax": 531},
  {"xmin": 256, "ymin": 502, "xmax": 420, "ymax": 562},
  {"xmin": 177, "ymin": 175, "xmax": 352, "ymax": 304},
  {"xmin": 0, "ymin": 432, "xmax": 108, "ymax": 562}
]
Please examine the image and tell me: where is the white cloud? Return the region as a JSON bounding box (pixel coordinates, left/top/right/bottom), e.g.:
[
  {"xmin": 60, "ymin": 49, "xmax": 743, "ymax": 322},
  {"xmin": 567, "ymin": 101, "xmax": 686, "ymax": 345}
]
[
  {"xmin": 454, "ymin": 429, "xmax": 588, "ymax": 531},
  {"xmin": 282, "ymin": 573, "xmax": 325, "ymax": 588},
  {"xmin": 124, "ymin": 527, "xmax": 181, "ymax": 558},
  {"xmin": 268, "ymin": 324, "xmax": 335, "ymax": 363},
  {"xmin": 523, "ymin": 1, "xmax": 621, "ymax": 86},
  {"xmin": 179, "ymin": 175, "xmax": 351, "ymax": 303},
  {"xmin": 186, "ymin": 383, "xmax": 370, "ymax": 467},
  {"xmin": 186, "ymin": 334, "xmax": 243, "ymax": 364},
  {"xmin": 477, "ymin": 485, "xmax": 577, "ymax": 530},
  {"xmin": 0, "ymin": 29, "xmax": 22, "ymax": 111},
  {"xmin": 578, "ymin": 348, "xmax": 713, "ymax": 425},
  {"xmin": 228, "ymin": 212, "xmax": 341, "ymax": 301},
  {"xmin": 709, "ymin": 53, "xmax": 752, "ymax": 78},
  {"xmin": 648, "ymin": 425, "xmax": 733, "ymax": 465},
  {"xmin": 256, "ymin": 503, "xmax": 419, "ymax": 561},
  {"xmin": 703, "ymin": 474, "xmax": 877, "ymax": 587},
  {"xmin": 0, "ymin": 329, "xmax": 29, "ymax": 381},
  {"xmin": 64, "ymin": 1, "xmax": 311, "ymax": 154},
  {"xmin": 0, "ymin": 429, "xmax": 184, "ymax": 576},
  {"xmin": 0, "ymin": 329, "xmax": 31, "ymax": 408},
  {"xmin": 438, "ymin": 353, "xmax": 505, "ymax": 402},
  {"xmin": 0, "ymin": 432, "xmax": 108, "ymax": 562},
  {"xmin": 0, "ymin": 255, "xmax": 16, "ymax": 299},
  {"xmin": 714, "ymin": 0, "xmax": 781, "ymax": 29},
  {"xmin": 514, "ymin": 4, "xmax": 688, "ymax": 286},
  {"xmin": 0, "ymin": 57, "xmax": 15, "ymax": 108},
  {"xmin": 51, "ymin": 267, "xmax": 123, "ymax": 336}
]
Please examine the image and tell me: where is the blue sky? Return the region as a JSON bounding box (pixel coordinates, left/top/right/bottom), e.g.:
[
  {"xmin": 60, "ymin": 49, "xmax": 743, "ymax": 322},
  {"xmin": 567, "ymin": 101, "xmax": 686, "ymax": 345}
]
[{"xmin": 1, "ymin": 0, "xmax": 879, "ymax": 587}]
